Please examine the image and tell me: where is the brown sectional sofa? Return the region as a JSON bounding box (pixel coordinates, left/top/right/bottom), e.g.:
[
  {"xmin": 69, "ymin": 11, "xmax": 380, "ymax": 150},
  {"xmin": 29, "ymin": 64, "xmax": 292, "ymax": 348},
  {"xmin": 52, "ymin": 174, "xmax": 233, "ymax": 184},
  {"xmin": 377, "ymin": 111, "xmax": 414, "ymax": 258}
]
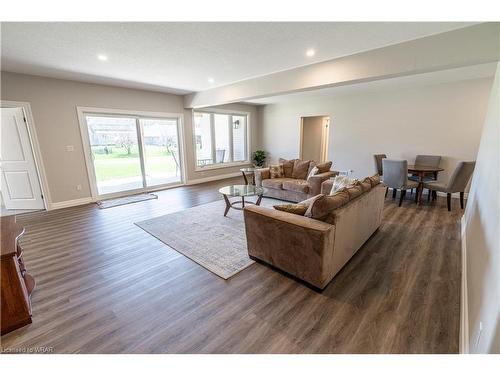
[
  {"xmin": 244, "ymin": 176, "xmax": 386, "ymax": 290},
  {"xmin": 255, "ymin": 158, "xmax": 338, "ymax": 202}
]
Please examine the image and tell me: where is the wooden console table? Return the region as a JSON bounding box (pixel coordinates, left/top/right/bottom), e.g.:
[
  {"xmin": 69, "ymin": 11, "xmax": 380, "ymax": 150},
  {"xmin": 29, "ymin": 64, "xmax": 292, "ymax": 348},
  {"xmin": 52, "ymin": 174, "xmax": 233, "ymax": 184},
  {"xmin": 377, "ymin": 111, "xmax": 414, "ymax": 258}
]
[{"xmin": 1, "ymin": 216, "xmax": 35, "ymax": 335}]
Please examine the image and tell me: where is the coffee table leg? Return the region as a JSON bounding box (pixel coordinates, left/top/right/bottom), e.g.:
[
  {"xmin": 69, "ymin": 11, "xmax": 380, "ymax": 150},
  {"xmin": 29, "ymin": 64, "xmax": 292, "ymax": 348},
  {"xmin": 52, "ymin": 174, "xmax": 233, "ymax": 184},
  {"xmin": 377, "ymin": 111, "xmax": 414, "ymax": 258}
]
[
  {"xmin": 242, "ymin": 196, "xmax": 245, "ymax": 208},
  {"xmin": 223, "ymin": 194, "xmax": 231, "ymax": 216},
  {"xmin": 242, "ymin": 171, "xmax": 249, "ymax": 185},
  {"xmin": 256, "ymin": 194, "xmax": 263, "ymax": 206}
]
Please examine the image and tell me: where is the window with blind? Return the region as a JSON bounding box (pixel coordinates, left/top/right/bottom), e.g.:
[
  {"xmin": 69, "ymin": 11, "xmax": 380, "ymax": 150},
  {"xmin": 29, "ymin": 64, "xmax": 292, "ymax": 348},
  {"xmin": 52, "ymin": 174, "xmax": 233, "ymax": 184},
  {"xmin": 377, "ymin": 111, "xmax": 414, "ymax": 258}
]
[{"xmin": 193, "ymin": 111, "xmax": 248, "ymax": 168}]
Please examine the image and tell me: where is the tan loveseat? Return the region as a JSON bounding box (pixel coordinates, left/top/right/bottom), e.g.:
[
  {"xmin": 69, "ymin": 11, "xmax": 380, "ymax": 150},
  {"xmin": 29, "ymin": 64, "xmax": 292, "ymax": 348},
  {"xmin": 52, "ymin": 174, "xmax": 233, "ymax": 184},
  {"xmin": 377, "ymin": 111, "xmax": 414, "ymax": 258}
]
[
  {"xmin": 244, "ymin": 177, "xmax": 386, "ymax": 290},
  {"xmin": 255, "ymin": 158, "xmax": 338, "ymax": 202}
]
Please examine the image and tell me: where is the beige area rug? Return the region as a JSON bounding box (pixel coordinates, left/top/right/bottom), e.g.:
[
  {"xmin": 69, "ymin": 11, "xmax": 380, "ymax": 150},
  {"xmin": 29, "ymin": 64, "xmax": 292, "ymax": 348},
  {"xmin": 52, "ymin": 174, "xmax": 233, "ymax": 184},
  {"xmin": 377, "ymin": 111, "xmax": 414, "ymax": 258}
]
[{"xmin": 135, "ymin": 197, "xmax": 282, "ymax": 279}]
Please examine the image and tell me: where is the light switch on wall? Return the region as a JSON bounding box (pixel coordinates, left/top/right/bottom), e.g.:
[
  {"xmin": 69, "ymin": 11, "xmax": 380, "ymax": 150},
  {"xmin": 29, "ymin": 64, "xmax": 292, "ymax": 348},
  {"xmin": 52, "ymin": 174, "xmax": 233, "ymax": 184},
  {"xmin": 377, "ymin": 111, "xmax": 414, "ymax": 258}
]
[{"xmin": 65, "ymin": 145, "xmax": 74, "ymax": 152}]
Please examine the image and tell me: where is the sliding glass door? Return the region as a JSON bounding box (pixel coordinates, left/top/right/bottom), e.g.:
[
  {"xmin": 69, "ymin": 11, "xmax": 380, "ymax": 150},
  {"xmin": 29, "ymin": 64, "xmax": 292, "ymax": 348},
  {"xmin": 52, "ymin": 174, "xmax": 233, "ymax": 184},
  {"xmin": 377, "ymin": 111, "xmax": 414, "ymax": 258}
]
[
  {"xmin": 83, "ymin": 112, "xmax": 183, "ymax": 198},
  {"xmin": 141, "ymin": 118, "xmax": 181, "ymax": 187}
]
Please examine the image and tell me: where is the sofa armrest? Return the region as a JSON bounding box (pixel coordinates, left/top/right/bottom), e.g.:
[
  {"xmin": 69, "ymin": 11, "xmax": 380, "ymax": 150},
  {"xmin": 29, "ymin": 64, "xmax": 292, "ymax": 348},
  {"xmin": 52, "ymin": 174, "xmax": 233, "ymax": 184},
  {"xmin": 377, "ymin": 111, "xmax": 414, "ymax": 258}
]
[
  {"xmin": 244, "ymin": 205, "xmax": 335, "ymax": 289},
  {"xmin": 307, "ymin": 171, "xmax": 337, "ymax": 196},
  {"xmin": 254, "ymin": 168, "xmax": 270, "ymax": 187}
]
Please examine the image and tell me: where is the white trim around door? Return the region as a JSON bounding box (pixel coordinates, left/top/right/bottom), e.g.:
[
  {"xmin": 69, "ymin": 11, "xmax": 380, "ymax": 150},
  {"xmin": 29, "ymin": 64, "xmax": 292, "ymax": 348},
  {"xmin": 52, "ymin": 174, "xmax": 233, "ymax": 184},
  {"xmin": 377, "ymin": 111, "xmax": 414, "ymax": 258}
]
[
  {"xmin": 0, "ymin": 100, "xmax": 51, "ymax": 210},
  {"xmin": 76, "ymin": 106, "xmax": 187, "ymax": 201}
]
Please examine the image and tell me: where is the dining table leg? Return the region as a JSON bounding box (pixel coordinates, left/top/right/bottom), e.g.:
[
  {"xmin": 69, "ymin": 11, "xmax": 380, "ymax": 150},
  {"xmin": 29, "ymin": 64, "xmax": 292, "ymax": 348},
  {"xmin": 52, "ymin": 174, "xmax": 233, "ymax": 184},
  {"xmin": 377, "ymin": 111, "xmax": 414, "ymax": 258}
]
[{"xmin": 417, "ymin": 172, "xmax": 425, "ymax": 205}]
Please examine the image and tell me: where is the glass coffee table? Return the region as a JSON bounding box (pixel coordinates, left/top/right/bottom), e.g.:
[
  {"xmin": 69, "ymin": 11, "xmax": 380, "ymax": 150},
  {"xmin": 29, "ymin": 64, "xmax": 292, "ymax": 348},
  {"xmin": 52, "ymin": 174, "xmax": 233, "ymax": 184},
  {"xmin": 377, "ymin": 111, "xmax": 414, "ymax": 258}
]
[{"xmin": 219, "ymin": 185, "xmax": 266, "ymax": 216}]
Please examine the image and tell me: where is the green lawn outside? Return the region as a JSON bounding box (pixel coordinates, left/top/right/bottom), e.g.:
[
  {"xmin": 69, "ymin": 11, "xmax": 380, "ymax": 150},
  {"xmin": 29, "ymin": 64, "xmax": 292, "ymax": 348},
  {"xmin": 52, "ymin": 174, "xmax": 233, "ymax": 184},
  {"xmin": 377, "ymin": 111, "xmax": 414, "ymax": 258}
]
[{"xmin": 92, "ymin": 145, "xmax": 177, "ymax": 181}]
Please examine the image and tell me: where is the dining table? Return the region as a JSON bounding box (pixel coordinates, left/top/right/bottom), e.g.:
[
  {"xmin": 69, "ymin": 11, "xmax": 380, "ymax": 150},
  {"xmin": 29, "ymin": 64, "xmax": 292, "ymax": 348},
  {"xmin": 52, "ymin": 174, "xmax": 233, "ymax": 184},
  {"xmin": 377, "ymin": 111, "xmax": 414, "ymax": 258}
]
[{"xmin": 408, "ymin": 164, "xmax": 444, "ymax": 205}]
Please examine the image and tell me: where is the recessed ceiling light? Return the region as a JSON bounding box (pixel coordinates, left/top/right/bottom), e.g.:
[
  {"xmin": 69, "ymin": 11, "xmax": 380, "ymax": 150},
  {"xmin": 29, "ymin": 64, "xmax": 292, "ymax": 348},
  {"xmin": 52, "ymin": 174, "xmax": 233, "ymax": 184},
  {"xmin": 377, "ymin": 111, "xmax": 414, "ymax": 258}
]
[
  {"xmin": 208, "ymin": 77, "xmax": 215, "ymax": 84},
  {"xmin": 97, "ymin": 54, "xmax": 108, "ymax": 61},
  {"xmin": 306, "ymin": 49, "xmax": 315, "ymax": 57}
]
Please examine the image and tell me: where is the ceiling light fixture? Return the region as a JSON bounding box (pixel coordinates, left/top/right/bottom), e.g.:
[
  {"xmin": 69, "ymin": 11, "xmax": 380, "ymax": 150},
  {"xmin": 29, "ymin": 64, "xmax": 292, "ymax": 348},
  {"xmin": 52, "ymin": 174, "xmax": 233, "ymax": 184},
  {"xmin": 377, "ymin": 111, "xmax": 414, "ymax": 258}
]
[
  {"xmin": 208, "ymin": 77, "xmax": 215, "ymax": 84},
  {"xmin": 306, "ymin": 49, "xmax": 315, "ymax": 57},
  {"xmin": 97, "ymin": 54, "xmax": 108, "ymax": 61}
]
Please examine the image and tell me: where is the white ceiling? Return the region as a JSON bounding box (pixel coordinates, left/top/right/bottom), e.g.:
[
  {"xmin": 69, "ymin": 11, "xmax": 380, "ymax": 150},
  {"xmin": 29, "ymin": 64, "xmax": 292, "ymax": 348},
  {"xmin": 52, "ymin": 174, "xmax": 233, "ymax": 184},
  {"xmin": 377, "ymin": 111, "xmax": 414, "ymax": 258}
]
[
  {"xmin": 1, "ymin": 22, "xmax": 475, "ymax": 94},
  {"xmin": 245, "ymin": 63, "xmax": 497, "ymax": 104}
]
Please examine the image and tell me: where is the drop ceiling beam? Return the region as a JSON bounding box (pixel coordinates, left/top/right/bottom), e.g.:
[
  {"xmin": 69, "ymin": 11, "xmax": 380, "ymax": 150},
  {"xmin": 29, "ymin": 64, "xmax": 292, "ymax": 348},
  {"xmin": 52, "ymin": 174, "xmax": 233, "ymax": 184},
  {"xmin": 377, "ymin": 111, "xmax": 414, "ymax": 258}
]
[{"xmin": 184, "ymin": 23, "xmax": 500, "ymax": 108}]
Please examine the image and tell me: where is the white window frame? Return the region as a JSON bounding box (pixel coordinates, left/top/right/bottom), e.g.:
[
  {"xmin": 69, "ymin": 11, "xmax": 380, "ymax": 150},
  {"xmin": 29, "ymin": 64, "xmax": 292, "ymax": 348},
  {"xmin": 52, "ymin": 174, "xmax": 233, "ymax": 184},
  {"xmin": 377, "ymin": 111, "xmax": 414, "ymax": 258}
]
[
  {"xmin": 192, "ymin": 108, "xmax": 250, "ymax": 171},
  {"xmin": 76, "ymin": 106, "xmax": 186, "ymax": 200}
]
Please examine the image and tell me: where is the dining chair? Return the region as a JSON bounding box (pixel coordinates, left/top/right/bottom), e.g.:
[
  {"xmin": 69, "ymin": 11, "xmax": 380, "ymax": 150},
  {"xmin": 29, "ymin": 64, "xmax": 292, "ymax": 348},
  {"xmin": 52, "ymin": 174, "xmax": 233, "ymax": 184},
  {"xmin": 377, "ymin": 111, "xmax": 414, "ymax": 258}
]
[
  {"xmin": 373, "ymin": 154, "xmax": 387, "ymax": 177},
  {"xmin": 409, "ymin": 155, "xmax": 442, "ymax": 182},
  {"xmin": 423, "ymin": 161, "xmax": 475, "ymax": 211},
  {"xmin": 373, "ymin": 154, "xmax": 388, "ymax": 196},
  {"xmin": 382, "ymin": 159, "xmax": 419, "ymax": 207}
]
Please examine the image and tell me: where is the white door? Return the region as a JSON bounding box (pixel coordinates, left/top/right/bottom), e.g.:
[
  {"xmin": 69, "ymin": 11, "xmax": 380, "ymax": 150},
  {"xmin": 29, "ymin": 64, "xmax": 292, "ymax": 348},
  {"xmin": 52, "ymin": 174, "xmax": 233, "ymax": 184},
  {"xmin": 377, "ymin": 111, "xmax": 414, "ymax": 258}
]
[{"xmin": 0, "ymin": 107, "xmax": 45, "ymax": 209}]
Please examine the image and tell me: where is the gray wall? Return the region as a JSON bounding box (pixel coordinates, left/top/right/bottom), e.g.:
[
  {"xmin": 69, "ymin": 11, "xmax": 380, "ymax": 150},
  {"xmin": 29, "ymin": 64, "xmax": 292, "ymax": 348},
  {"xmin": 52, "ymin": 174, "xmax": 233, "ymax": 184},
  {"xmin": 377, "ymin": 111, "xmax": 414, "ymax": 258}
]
[
  {"xmin": 258, "ymin": 78, "xmax": 493, "ymax": 186},
  {"xmin": 0, "ymin": 72, "xmax": 258, "ymax": 204},
  {"xmin": 463, "ymin": 63, "xmax": 499, "ymax": 353}
]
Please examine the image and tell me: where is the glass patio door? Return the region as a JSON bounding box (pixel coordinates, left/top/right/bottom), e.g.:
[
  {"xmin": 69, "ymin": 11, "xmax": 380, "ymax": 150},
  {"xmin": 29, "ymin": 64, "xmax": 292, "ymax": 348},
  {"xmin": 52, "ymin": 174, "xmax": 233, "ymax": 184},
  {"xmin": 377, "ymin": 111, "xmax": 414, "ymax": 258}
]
[
  {"xmin": 140, "ymin": 118, "xmax": 182, "ymax": 187},
  {"xmin": 84, "ymin": 113, "xmax": 183, "ymax": 198}
]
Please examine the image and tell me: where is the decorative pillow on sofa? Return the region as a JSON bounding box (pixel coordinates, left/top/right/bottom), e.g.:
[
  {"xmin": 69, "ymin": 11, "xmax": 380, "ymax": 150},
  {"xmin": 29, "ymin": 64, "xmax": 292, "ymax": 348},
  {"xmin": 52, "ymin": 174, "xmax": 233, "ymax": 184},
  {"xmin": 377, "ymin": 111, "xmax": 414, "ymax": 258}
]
[
  {"xmin": 292, "ymin": 160, "xmax": 311, "ymax": 180},
  {"xmin": 346, "ymin": 182, "xmax": 364, "ymax": 200},
  {"xmin": 307, "ymin": 166, "xmax": 319, "ymax": 180},
  {"xmin": 329, "ymin": 175, "xmax": 358, "ymax": 195},
  {"xmin": 368, "ymin": 174, "xmax": 381, "ymax": 187},
  {"xmin": 301, "ymin": 189, "xmax": 351, "ymax": 220},
  {"xmin": 278, "ymin": 158, "xmax": 296, "ymax": 178},
  {"xmin": 315, "ymin": 161, "xmax": 333, "ymax": 174},
  {"xmin": 269, "ymin": 164, "xmax": 284, "ymax": 178},
  {"xmin": 360, "ymin": 177, "xmax": 373, "ymax": 192},
  {"xmin": 273, "ymin": 203, "xmax": 308, "ymax": 216}
]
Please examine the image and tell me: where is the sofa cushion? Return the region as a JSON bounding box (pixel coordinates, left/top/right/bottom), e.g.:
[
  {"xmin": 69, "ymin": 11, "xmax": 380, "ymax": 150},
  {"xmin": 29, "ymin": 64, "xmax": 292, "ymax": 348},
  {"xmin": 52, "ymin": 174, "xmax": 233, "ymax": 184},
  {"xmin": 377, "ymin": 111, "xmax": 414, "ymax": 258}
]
[
  {"xmin": 368, "ymin": 174, "xmax": 381, "ymax": 187},
  {"xmin": 273, "ymin": 203, "xmax": 308, "ymax": 216},
  {"xmin": 282, "ymin": 179, "xmax": 309, "ymax": 194},
  {"xmin": 316, "ymin": 161, "xmax": 333, "ymax": 174},
  {"xmin": 279, "ymin": 158, "xmax": 296, "ymax": 178},
  {"xmin": 307, "ymin": 166, "xmax": 319, "ymax": 180},
  {"xmin": 301, "ymin": 189, "xmax": 351, "ymax": 219},
  {"xmin": 262, "ymin": 178, "xmax": 295, "ymax": 190},
  {"xmin": 360, "ymin": 177, "xmax": 372, "ymax": 193},
  {"xmin": 292, "ymin": 160, "xmax": 311, "ymax": 180},
  {"xmin": 269, "ymin": 164, "xmax": 284, "ymax": 178},
  {"xmin": 301, "ymin": 194, "xmax": 326, "ymax": 219},
  {"xmin": 346, "ymin": 182, "xmax": 363, "ymax": 199}
]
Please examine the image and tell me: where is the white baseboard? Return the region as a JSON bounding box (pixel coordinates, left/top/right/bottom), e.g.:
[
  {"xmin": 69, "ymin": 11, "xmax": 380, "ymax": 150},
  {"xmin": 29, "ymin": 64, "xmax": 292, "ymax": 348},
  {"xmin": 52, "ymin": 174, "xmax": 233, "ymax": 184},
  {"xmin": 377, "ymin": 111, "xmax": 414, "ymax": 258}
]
[
  {"xmin": 460, "ymin": 215, "xmax": 469, "ymax": 354},
  {"xmin": 186, "ymin": 171, "xmax": 241, "ymax": 185},
  {"xmin": 49, "ymin": 197, "xmax": 93, "ymax": 210},
  {"xmin": 435, "ymin": 191, "xmax": 469, "ymax": 199}
]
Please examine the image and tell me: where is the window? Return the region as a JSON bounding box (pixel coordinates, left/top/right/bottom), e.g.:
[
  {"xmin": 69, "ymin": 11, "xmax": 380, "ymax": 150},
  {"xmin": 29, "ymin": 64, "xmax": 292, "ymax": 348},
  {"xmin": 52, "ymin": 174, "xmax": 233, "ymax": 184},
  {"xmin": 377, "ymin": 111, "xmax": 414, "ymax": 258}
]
[{"xmin": 193, "ymin": 111, "xmax": 248, "ymax": 168}]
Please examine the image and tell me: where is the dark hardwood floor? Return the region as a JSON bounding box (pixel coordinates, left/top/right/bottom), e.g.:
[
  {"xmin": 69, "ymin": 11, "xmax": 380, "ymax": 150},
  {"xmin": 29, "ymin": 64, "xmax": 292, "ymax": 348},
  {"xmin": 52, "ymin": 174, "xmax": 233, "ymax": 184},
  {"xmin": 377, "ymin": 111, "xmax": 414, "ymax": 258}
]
[{"xmin": 0, "ymin": 177, "xmax": 462, "ymax": 353}]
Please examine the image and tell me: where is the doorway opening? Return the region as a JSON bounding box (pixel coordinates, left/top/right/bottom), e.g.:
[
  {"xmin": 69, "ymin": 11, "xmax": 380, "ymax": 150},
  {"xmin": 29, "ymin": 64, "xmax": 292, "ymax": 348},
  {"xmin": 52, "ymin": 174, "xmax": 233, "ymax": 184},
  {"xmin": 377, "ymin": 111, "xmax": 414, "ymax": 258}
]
[
  {"xmin": 300, "ymin": 115, "xmax": 330, "ymax": 162},
  {"xmin": 78, "ymin": 108, "xmax": 185, "ymax": 200},
  {"xmin": 0, "ymin": 104, "xmax": 46, "ymax": 216}
]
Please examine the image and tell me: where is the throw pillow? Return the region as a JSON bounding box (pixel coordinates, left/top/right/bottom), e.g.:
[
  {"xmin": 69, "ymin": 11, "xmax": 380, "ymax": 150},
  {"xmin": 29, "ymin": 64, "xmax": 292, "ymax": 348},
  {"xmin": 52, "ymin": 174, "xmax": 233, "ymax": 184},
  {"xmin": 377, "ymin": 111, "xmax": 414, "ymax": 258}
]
[
  {"xmin": 301, "ymin": 189, "xmax": 351, "ymax": 219},
  {"xmin": 292, "ymin": 159, "xmax": 311, "ymax": 180},
  {"xmin": 273, "ymin": 203, "xmax": 308, "ymax": 216},
  {"xmin": 269, "ymin": 164, "xmax": 284, "ymax": 178},
  {"xmin": 368, "ymin": 174, "xmax": 381, "ymax": 187},
  {"xmin": 315, "ymin": 161, "xmax": 333, "ymax": 174},
  {"xmin": 279, "ymin": 158, "xmax": 296, "ymax": 178},
  {"xmin": 302, "ymin": 194, "xmax": 327, "ymax": 219},
  {"xmin": 329, "ymin": 175, "xmax": 357, "ymax": 195},
  {"xmin": 346, "ymin": 182, "xmax": 363, "ymax": 200},
  {"xmin": 307, "ymin": 166, "xmax": 319, "ymax": 180},
  {"xmin": 360, "ymin": 177, "xmax": 372, "ymax": 193}
]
